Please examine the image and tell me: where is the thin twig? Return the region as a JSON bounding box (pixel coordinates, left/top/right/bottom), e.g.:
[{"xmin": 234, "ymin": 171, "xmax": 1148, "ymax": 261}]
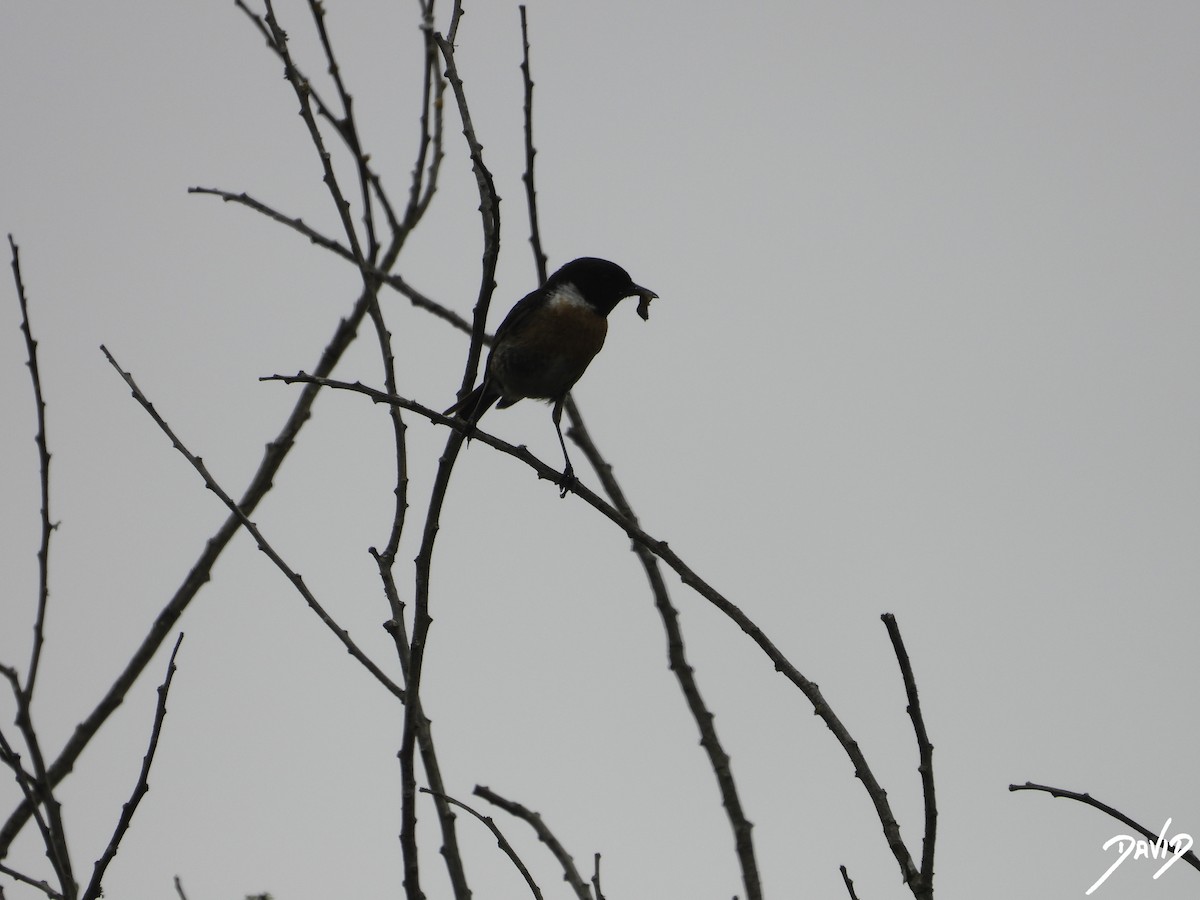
[
  {"xmin": 233, "ymin": 0, "xmax": 400, "ymax": 232},
  {"xmin": 8, "ymin": 236, "xmax": 55, "ymax": 703},
  {"xmin": 0, "ymin": 668, "xmax": 74, "ymax": 897},
  {"xmin": 0, "ymin": 718, "xmax": 61, "ymax": 894},
  {"xmin": 474, "ymin": 786, "xmax": 591, "ymax": 900},
  {"xmin": 591, "ymin": 854, "xmax": 605, "ymax": 900},
  {"xmin": 433, "ymin": 19, "xmax": 501, "ymax": 401},
  {"xmin": 307, "ymin": 0, "xmax": 379, "ymax": 261},
  {"xmin": 517, "ymin": 7, "xmax": 547, "ymax": 283},
  {"xmin": 186, "ymin": 187, "xmax": 473, "ymax": 335},
  {"xmin": 421, "ymin": 789, "xmax": 543, "ymax": 900},
  {"xmin": 99, "ymin": 347, "xmax": 404, "ymax": 702},
  {"xmin": 400, "ymin": 424, "xmax": 466, "ymax": 900},
  {"xmin": 1009, "ymin": 782, "xmax": 1200, "ymax": 872},
  {"xmin": 258, "ymin": 0, "xmax": 366, "ymax": 267},
  {"xmin": 882, "ymin": 613, "xmax": 935, "ymax": 898},
  {"xmin": 445, "ymin": 0, "xmax": 464, "ymax": 45},
  {"xmin": 173, "ymin": 875, "xmax": 189, "ymax": 900},
  {"xmin": 0, "ymin": 861, "xmax": 62, "ymax": 900},
  {"xmin": 82, "ymin": 634, "xmax": 185, "ymax": 900},
  {"xmin": 396, "ymin": 0, "xmax": 446, "ymax": 246},
  {"xmin": 839, "ymin": 865, "xmax": 860, "ymax": 900}
]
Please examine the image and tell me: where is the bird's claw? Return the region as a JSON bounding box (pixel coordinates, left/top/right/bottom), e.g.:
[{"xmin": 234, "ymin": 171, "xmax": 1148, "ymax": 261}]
[{"xmin": 557, "ymin": 465, "xmax": 577, "ymax": 498}]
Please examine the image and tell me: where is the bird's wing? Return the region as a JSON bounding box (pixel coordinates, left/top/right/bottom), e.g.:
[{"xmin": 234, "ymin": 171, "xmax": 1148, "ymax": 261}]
[{"xmin": 491, "ymin": 286, "xmax": 546, "ymax": 344}]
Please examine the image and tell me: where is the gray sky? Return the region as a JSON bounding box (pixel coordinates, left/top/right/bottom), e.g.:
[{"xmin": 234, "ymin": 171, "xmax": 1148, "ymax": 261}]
[{"xmin": 2, "ymin": 2, "xmax": 1197, "ymax": 898}]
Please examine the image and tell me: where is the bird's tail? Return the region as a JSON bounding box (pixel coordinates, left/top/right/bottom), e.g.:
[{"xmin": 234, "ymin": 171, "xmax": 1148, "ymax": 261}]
[{"xmin": 443, "ymin": 381, "xmax": 501, "ymax": 424}]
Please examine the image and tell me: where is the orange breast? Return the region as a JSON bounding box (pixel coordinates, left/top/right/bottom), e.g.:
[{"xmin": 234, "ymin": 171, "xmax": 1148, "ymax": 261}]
[{"xmin": 490, "ymin": 303, "xmax": 608, "ymax": 401}]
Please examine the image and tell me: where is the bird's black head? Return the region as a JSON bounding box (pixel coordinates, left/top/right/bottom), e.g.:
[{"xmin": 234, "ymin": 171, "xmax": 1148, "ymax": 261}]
[{"xmin": 547, "ymin": 257, "xmax": 658, "ymax": 319}]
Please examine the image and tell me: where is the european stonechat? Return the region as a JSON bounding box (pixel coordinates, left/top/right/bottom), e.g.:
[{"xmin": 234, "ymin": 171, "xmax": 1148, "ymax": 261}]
[{"xmin": 445, "ymin": 257, "xmax": 657, "ymax": 494}]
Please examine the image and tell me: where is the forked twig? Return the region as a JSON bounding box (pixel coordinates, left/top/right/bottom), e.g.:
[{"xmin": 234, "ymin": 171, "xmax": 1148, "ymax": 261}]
[
  {"xmin": 421, "ymin": 789, "xmax": 544, "ymax": 900},
  {"xmin": 82, "ymin": 634, "xmax": 185, "ymax": 900},
  {"xmin": 306, "ymin": 0, "xmax": 380, "ymax": 260},
  {"xmin": 257, "ymin": 0, "xmax": 366, "ymax": 268},
  {"xmin": 591, "ymin": 854, "xmax": 605, "ymax": 900},
  {"xmin": 186, "ymin": 186, "xmax": 474, "ymax": 335},
  {"xmin": 233, "ymin": 0, "xmax": 400, "ymax": 238},
  {"xmin": 474, "ymin": 786, "xmax": 591, "ymax": 900},
  {"xmin": 434, "ymin": 27, "xmax": 501, "ymax": 401}
]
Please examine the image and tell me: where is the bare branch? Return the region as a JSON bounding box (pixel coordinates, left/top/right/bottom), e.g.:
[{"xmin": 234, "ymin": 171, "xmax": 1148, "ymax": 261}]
[
  {"xmin": 0, "ymin": 719, "xmax": 60, "ymax": 891},
  {"xmin": 591, "ymin": 854, "xmax": 605, "ymax": 900},
  {"xmin": 839, "ymin": 865, "xmax": 861, "ymax": 900},
  {"xmin": 7, "ymin": 235, "xmax": 56, "ymax": 703},
  {"xmin": 445, "ymin": 0, "xmax": 464, "ymax": 46},
  {"xmin": 263, "ymin": 371, "xmax": 923, "ymax": 890},
  {"xmin": 82, "ymin": 634, "xmax": 185, "ymax": 900},
  {"xmin": 233, "ymin": 0, "xmax": 400, "ymax": 236},
  {"xmin": 0, "ymin": 668, "xmax": 74, "ymax": 897},
  {"xmin": 565, "ymin": 401, "xmax": 762, "ymax": 900},
  {"xmin": 0, "ymin": 274, "xmax": 377, "ymax": 856},
  {"xmin": 396, "ymin": 0, "xmax": 446, "ymax": 246},
  {"xmin": 0, "ymin": 861, "xmax": 62, "ymax": 900},
  {"xmin": 432, "ymin": 22, "xmax": 501, "ymax": 401},
  {"xmin": 882, "ymin": 613, "xmax": 936, "ymax": 897},
  {"xmin": 399, "ymin": 422, "xmax": 467, "ymax": 900},
  {"xmin": 186, "ymin": 187, "xmax": 473, "ymax": 335},
  {"xmin": 474, "ymin": 786, "xmax": 591, "ymax": 900},
  {"xmin": 517, "ymin": 7, "xmax": 547, "ymax": 284},
  {"xmin": 254, "ymin": 0, "xmax": 366, "ymax": 267},
  {"xmin": 306, "ymin": 0, "xmax": 379, "ymax": 260},
  {"xmin": 1009, "ymin": 782, "xmax": 1200, "ymax": 873},
  {"xmin": 515, "ymin": 23, "xmax": 761, "ymax": 894},
  {"xmin": 421, "ymin": 789, "xmax": 543, "ymax": 900},
  {"xmin": 99, "ymin": 346, "xmax": 404, "ymax": 703}
]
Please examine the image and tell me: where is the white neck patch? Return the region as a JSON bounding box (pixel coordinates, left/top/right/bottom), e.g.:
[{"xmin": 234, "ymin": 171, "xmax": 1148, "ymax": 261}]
[{"xmin": 546, "ymin": 282, "xmax": 589, "ymax": 311}]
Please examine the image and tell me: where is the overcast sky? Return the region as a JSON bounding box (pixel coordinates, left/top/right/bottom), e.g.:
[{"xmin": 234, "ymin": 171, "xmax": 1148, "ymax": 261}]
[{"xmin": 2, "ymin": 2, "xmax": 1197, "ymax": 899}]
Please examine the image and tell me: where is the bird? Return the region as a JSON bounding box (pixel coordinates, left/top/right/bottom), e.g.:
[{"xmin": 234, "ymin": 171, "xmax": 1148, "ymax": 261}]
[{"xmin": 445, "ymin": 257, "xmax": 658, "ymax": 495}]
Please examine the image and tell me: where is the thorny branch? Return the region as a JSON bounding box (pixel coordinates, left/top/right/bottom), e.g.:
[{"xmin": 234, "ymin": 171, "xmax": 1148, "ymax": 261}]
[
  {"xmin": 7, "ymin": 236, "xmax": 55, "ymax": 704},
  {"xmin": 262, "ymin": 370, "xmax": 928, "ymax": 893},
  {"xmin": 884, "ymin": 613, "xmax": 937, "ymax": 898}
]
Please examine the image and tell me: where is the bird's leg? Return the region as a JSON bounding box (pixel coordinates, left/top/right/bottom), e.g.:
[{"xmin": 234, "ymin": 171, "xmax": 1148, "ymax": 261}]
[{"xmin": 551, "ymin": 398, "xmax": 576, "ymax": 497}]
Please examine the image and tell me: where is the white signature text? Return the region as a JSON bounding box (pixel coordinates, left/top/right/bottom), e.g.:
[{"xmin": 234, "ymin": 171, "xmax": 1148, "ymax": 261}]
[{"xmin": 1086, "ymin": 818, "xmax": 1193, "ymax": 895}]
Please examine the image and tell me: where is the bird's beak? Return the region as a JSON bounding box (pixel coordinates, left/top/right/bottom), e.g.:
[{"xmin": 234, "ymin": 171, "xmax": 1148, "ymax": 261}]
[{"xmin": 632, "ymin": 286, "xmax": 658, "ymax": 321}]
